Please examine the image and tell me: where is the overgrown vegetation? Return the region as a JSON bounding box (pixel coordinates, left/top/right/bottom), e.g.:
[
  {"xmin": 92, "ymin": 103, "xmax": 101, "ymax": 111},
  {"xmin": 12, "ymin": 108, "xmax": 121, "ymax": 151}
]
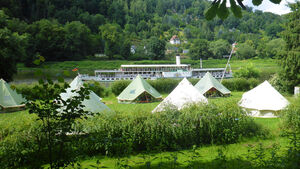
[{"xmin": 0, "ymin": 101, "xmax": 267, "ymax": 168}]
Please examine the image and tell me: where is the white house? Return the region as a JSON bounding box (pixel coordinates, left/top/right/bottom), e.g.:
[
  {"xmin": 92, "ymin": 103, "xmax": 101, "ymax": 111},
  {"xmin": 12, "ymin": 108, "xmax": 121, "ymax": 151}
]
[{"xmin": 170, "ymin": 35, "xmax": 181, "ymax": 45}]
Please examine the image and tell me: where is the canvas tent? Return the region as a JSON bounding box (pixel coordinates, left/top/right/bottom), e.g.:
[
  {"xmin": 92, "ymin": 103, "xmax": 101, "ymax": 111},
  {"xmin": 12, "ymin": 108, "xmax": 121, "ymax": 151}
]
[
  {"xmin": 153, "ymin": 78, "xmax": 208, "ymax": 112},
  {"xmin": 239, "ymin": 81, "xmax": 289, "ymax": 118},
  {"xmin": 117, "ymin": 75, "xmax": 162, "ymax": 103},
  {"xmin": 194, "ymin": 72, "xmax": 231, "ymax": 97},
  {"xmin": 60, "ymin": 76, "xmax": 111, "ymax": 113},
  {"xmin": 0, "ymin": 79, "xmax": 26, "ymax": 109}
]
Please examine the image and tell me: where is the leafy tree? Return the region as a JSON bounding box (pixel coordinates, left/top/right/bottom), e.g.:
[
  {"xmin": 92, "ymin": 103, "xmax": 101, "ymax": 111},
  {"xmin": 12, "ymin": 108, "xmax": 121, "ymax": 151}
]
[
  {"xmin": 146, "ymin": 36, "xmax": 166, "ymax": 60},
  {"xmin": 26, "ymin": 77, "xmax": 92, "ymax": 168},
  {"xmin": 265, "ymin": 22, "xmax": 284, "ymax": 38},
  {"xmin": 108, "ymin": 1, "xmax": 126, "ymax": 27},
  {"xmin": 209, "ymin": 39, "xmax": 231, "ymax": 58},
  {"xmin": 236, "ymin": 43, "xmax": 256, "ymax": 59},
  {"xmin": 120, "ymin": 38, "xmax": 131, "ymax": 60},
  {"xmin": 265, "ymin": 38, "xmax": 285, "ymax": 58},
  {"xmin": 99, "ymin": 23, "xmax": 122, "ymax": 59},
  {"xmin": 235, "ymin": 64, "xmax": 260, "ymax": 79},
  {"xmin": 26, "ymin": 19, "xmax": 65, "ymax": 62},
  {"xmin": 189, "ymin": 39, "xmax": 213, "ymax": 60},
  {"xmin": 0, "ymin": 10, "xmax": 27, "ymax": 81},
  {"xmin": 78, "ymin": 12, "xmax": 105, "ymax": 33},
  {"xmin": 280, "ymin": 2, "xmax": 300, "ymax": 93},
  {"xmin": 64, "ymin": 21, "xmax": 93, "ymax": 60}
]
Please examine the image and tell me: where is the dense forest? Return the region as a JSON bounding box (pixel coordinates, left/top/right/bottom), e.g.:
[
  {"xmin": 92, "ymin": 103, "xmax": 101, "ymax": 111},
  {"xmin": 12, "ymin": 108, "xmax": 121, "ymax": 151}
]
[{"xmin": 0, "ymin": 0, "xmax": 286, "ymax": 74}]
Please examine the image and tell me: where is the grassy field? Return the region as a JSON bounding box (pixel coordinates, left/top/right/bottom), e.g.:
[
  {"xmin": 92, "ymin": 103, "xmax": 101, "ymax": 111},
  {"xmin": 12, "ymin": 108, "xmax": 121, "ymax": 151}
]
[
  {"xmin": 72, "ymin": 92, "xmax": 290, "ymax": 168},
  {"xmin": 1, "ymin": 91, "xmax": 295, "ymax": 169},
  {"xmin": 15, "ymin": 58, "xmax": 280, "ymax": 81}
]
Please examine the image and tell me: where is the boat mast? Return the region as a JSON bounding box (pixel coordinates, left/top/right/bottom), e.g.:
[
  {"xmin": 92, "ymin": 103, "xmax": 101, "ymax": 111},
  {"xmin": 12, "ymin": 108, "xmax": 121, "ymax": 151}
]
[{"xmin": 220, "ymin": 42, "xmax": 236, "ymax": 82}]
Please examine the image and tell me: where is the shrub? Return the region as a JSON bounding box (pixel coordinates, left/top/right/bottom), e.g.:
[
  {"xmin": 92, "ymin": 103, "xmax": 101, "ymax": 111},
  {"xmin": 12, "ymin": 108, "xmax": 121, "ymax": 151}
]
[
  {"xmin": 281, "ymin": 96, "xmax": 300, "ymax": 132},
  {"xmin": 148, "ymin": 78, "xmax": 180, "ymax": 93},
  {"xmin": 0, "ymin": 113, "xmax": 43, "ymax": 168},
  {"xmin": 234, "ymin": 64, "xmax": 260, "ymax": 79},
  {"xmin": 269, "ymin": 73, "xmax": 287, "ymax": 93},
  {"xmin": 85, "ymin": 81, "xmax": 109, "ymax": 97},
  {"xmin": 111, "ymin": 80, "xmax": 131, "ymax": 95},
  {"xmin": 222, "ymin": 78, "xmax": 259, "ymax": 91}
]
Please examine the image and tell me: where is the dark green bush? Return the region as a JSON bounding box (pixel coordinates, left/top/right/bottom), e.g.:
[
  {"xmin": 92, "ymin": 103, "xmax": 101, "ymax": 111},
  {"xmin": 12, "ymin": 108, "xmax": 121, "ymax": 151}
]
[
  {"xmin": 281, "ymin": 97, "xmax": 300, "ymax": 132},
  {"xmin": 75, "ymin": 102, "xmax": 267, "ymax": 156},
  {"xmin": 85, "ymin": 81, "xmax": 109, "ymax": 97},
  {"xmin": 111, "ymin": 80, "xmax": 131, "ymax": 96},
  {"xmin": 222, "ymin": 78, "xmax": 259, "ymax": 91},
  {"xmin": 147, "ymin": 78, "xmax": 180, "ymax": 93},
  {"xmin": 234, "ymin": 65, "xmax": 260, "ymax": 79}
]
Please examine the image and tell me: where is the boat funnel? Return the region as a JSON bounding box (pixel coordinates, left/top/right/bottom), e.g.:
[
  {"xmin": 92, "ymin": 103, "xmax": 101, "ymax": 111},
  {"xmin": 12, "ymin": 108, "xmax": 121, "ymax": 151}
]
[{"xmin": 176, "ymin": 55, "xmax": 181, "ymax": 65}]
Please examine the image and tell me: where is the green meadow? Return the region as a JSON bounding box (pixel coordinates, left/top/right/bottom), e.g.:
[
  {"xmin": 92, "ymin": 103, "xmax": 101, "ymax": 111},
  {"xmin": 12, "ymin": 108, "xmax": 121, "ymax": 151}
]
[{"xmin": 1, "ymin": 91, "xmax": 297, "ymax": 169}]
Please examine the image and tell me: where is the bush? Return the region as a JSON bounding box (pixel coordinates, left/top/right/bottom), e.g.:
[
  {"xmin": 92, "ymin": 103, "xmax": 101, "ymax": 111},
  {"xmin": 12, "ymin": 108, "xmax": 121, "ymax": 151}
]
[
  {"xmin": 75, "ymin": 102, "xmax": 267, "ymax": 156},
  {"xmin": 111, "ymin": 80, "xmax": 131, "ymax": 95},
  {"xmin": 0, "ymin": 113, "xmax": 43, "ymax": 168},
  {"xmin": 234, "ymin": 64, "xmax": 260, "ymax": 79},
  {"xmin": 222, "ymin": 78, "xmax": 259, "ymax": 91},
  {"xmin": 269, "ymin": 73, "xmax": 287, "ymax": 93},
  {"xmin": 148, "ymin": 79, "xmax": 180, "ymax": 93},
  {"xmin": 281, "ymin": 96, "xmax": 300, "ymax": 132},
  {"xmin": 85, "ymin": 81, "xmax": 109, "ymax": 97}
]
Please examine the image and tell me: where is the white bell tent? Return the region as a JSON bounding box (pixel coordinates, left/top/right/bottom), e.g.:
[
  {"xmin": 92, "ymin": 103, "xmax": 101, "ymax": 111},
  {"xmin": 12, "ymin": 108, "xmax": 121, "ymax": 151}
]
[
  {"xmin": 239, "ymin": 81, "xmax": 289, "ymax": 118},
  {"xmin": 60, "ymin": 76, "xmax": 111, "ymax": 113},
  {"xmin": 152, "ymin": 78, "xmax": 208, "ymax": 113}
]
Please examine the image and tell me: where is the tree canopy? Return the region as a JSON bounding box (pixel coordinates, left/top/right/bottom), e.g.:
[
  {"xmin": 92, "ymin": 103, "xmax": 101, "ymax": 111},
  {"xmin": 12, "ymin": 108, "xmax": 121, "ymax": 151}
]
[{"xmin": 280, "ymin": 2, "xmax": 300, "ymax": 92}]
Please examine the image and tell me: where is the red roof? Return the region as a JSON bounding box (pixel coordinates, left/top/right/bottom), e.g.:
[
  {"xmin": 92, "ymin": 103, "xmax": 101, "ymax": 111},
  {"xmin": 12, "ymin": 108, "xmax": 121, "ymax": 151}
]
[{"xmin": 170, "ymin": 35, "xmax": 179, "ymax": 41}]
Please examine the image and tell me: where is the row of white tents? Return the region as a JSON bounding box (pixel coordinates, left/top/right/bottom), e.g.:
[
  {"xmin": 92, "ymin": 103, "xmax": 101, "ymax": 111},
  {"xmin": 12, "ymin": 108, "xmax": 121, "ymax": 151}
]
[
  {"xmin": 1, "ymin": 73, "xmax": 290, "ymax": 118},
  {"xmin": 116, "ymin": 72, "xmax": 290, "ymax": 117}
]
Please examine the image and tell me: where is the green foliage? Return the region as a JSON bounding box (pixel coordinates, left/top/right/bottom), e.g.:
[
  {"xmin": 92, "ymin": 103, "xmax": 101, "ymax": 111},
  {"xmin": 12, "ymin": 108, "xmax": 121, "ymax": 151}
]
[
  {"xmin": 76, "ymin": 102, "xmax": 266, "ymax": 156},
  {"xmin": 236, "ymin": 43, "xmax": 256, "ymax": 59},
  {"xmin": 209, "ymin": 39, "xmax": 231, "ymax": 58},
  {"xmin": 64, "ymin": 21, "xmax": 94, "ymax": 60},
  {"xmin": 234, "ymin": 64, "xmax": 260, "ymax": 79},
  {"xmin": 222, "ymin": 78, "xmax": 260, "ymax": 91},
  {"xmin": 26, "ymin": 19, "xmax": 66, "ymax": 64},
  {"xmin": 111, "ymin": 80, "xmax": 131, "ymax": 96},
  {"xmin": 85, "ymin": 81, "xmax": 109, "ymax": 97},
  {"xmin": 146, "ymin": 36, "xmax": 166, "ymax": 60},
  {"xmin": 264, "ymin": 38, "xmax": 285, "ymax": 58},
  {"xmin": 281, "ymin": 96, "xmax": 300, "ymax": 132},
  {"xmin": 148, "ymin": 79, "xmax": 181, "ymax": 93},
  {"xmin": 0, "ymin": 10, "xmax": 27, "ymax": 81},
  {"xmin": 0, "ymin": 0, "xmax": 286, "ymax": 66},
  {"xmin": 189, "ymin": 39, "xmax": 213, "ymax": 60},
  {"xmin": 280, "ymin": 2, "xmax": 300, "ymax": 93},
  {"xmin": 25, "ymin": 79, "xmax": 94, "ymax": 168}
]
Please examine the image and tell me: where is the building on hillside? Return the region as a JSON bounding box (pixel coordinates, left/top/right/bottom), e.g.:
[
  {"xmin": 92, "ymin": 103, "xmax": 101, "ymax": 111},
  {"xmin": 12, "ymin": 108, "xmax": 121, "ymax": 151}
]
[
  {"xmin": 130, "ymin": 45, "xmax": 137, "ymax": 54},
  {"xmin": 170, "ymin": 35, "xmax": 181, "ymax": 45}
]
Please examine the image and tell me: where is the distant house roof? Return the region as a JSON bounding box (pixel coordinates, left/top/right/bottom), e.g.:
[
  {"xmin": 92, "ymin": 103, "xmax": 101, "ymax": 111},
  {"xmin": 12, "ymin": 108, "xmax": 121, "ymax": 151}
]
[{"xmin": 170, "ymin": 35, "xmax": 180, "ymax": 41}]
